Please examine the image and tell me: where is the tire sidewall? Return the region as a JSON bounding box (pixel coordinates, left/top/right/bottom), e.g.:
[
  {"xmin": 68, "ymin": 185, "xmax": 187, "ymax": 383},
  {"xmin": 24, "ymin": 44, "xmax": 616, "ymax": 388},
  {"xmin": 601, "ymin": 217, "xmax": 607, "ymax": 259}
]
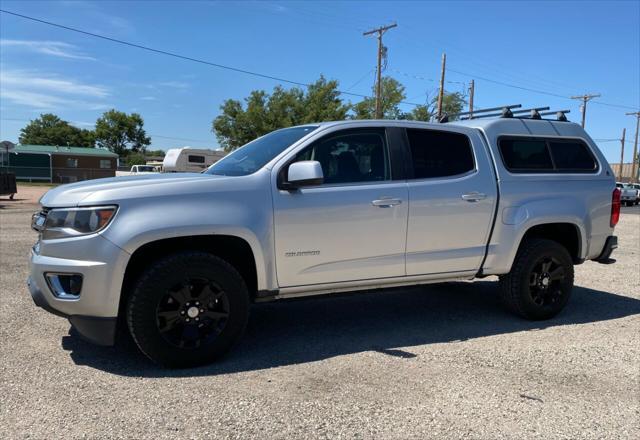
[
  {"xmin": 127, "ymin": 252, "xmax": 249, "ymax": 368},
  {"xmin": 515, "ymin": 240, "xmax": 574, "ymax": 320}
]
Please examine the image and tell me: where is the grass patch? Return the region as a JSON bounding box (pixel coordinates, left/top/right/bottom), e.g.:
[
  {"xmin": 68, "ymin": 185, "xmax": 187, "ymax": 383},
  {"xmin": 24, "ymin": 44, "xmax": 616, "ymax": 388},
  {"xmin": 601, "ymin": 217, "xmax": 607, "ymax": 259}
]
[{"xmin": 17, "ymin": 182, "xmax": 58, "ymax": 187}]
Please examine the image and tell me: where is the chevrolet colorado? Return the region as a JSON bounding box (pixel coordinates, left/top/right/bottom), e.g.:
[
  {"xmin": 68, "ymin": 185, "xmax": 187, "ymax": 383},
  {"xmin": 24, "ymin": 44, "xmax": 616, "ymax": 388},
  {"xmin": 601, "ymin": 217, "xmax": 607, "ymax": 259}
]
[{"xmin": 28, "ymin": 117, "xmax": 620, "ymax": 367}]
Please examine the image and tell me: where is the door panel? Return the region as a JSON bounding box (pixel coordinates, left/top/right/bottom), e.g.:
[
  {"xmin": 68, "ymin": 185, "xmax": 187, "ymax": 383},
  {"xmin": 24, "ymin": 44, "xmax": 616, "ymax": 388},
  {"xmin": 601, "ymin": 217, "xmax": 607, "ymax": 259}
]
[
  {"xmin": 272, "ymin": 127, "xmax": 408, "ymax": 287},
  {"xmin": 274, "ymin": 183, "xmax": 408, "ymax": 286},
  {"xmin": 405, "ymin": 128, "xmax": 497, "ymax": 275}
]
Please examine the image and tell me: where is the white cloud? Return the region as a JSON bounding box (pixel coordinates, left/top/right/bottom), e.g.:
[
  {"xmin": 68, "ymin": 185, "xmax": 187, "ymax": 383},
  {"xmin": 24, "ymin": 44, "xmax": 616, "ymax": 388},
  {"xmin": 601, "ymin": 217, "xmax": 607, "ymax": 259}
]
[
  {"xmin": 157, "ymin": 81, "xmax": 190, "ymax": 89},
  {"xmin": 0, "ymin": 39, "xmax": 96, "ymax": 61},
  {"xmin": 0, "ymin": 69, "xmax": 110, "ymax": 110}
]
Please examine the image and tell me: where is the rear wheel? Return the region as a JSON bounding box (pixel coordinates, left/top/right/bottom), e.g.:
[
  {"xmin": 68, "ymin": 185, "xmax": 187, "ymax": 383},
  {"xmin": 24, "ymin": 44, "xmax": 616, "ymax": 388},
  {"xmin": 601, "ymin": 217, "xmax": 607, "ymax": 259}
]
[
  {"xmin": 499, "ymin": 239, "xmax": 574, "ymax": 320},
  {"xmin": 127, "ymin": 251, "xmax": 249, "ymax": 368}
]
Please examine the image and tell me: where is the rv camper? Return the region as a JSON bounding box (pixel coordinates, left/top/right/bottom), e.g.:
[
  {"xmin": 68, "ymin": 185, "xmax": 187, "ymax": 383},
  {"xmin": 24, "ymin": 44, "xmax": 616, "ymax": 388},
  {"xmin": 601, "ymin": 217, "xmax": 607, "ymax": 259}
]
[{"xmin": 162, "ymin": 148, "xmax": 225, "ymax": 173}]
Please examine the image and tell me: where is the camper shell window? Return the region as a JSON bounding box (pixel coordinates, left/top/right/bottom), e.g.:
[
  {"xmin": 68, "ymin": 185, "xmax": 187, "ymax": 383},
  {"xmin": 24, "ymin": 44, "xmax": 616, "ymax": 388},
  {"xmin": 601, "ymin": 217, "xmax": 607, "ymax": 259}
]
[{"xmin": 188, "ymin": 155, "xmax": 205, "ymax": 163}]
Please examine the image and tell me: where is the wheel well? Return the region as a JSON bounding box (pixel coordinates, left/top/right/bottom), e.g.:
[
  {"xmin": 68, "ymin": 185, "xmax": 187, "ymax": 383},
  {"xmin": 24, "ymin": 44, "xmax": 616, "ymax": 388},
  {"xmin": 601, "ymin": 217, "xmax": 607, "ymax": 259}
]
[
  {"xmin": 520, "ymin": 223, "xmax": 582, "ymax": 263},
  {"xmin": 119, "ymin": 235, "xmax": 258, "ymax": 317}
]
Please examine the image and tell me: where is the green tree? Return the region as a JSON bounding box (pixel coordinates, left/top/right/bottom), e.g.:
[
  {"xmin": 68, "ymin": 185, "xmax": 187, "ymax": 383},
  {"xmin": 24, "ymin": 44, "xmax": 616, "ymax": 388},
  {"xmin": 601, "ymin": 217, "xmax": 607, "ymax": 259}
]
[
  {"xmin": 94, "ymin": 109, "xmax": 151, "ymax": 156},
  {"xmin": 146, "ymin": 149, "xmax": 166, "ymax": 157},
  {"xmin": 125, "ymin": 151, "xmax": 147, "ymax": 167},
  {"xmin": 352, "ymin": 77, "xmax": 406, "ymax": 120},
  {"xmin": 212, "ymin": 76, "xmax": 351, "ymax": 151},
  {"xmin": 19, "ymin": 113, "xmax": 95, "ymax": 147},
  {"xmin": 405, "ymin": 91, "xmax": 467, "ymax": 122},
  {"xmin": 302, "ymin": 76, "xmax": 350, "ymax": 123}
]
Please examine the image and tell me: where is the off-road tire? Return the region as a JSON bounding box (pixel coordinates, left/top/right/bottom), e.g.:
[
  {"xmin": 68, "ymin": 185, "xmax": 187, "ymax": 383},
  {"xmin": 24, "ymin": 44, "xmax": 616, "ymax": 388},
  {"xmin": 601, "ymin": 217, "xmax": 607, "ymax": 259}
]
[
  {"xmin": 499, "ymin": 239, "xmax": 574, "ymax": 320},
  {"xmin": 127, "ymin": 251, "xmax": 249, "ymax": 368}
]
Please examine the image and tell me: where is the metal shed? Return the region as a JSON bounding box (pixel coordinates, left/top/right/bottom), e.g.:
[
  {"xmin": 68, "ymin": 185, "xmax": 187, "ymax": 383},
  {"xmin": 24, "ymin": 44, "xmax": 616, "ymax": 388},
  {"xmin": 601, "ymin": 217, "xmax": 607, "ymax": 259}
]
[{"xmin": 0, "ymin": 145, "xmax": 118, "ymax": 183}]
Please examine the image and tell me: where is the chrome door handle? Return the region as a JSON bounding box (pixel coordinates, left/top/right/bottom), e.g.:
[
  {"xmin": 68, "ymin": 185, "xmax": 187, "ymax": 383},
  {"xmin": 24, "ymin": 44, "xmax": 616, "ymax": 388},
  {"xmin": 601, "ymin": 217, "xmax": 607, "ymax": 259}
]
[
  {"xmin": 461, "ymin": 192, "xmax": 487, "ymax": 202},
  {"xmin": 372, "ymin": 198, "xmax": 402, "ymax": 208}
]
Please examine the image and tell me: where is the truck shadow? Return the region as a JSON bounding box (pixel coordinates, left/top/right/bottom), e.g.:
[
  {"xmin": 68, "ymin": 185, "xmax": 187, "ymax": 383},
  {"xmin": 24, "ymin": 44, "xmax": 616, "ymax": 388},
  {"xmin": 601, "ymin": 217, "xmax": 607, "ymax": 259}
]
[{"xmin": 61, "ymin": 281, "xmax": 640, "ymax": 377}]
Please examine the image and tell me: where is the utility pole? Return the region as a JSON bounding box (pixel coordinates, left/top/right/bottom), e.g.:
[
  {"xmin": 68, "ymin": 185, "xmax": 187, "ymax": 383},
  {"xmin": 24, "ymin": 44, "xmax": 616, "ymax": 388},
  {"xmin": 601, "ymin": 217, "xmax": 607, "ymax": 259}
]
[
  {"xmin": 468, "ymin": 79, "xmax": 475, "ymax": 118},
  {"xmin": 618, "ymin": 128, "xmax": 626, "ymax": 181},
  {"xmin": 436, "ymin": 53, "xmax": 446, "ymax": 120},
  {"xmin": 626, "ymin": 111, "xmax": 640, "ymax": 183},
  {"xmin": 363, "ymin": 23, "xmax": 397, "ymax": 119},
  {"xmin": 570, "ymin": 93, "xmax": 601, "ymax": 128}
]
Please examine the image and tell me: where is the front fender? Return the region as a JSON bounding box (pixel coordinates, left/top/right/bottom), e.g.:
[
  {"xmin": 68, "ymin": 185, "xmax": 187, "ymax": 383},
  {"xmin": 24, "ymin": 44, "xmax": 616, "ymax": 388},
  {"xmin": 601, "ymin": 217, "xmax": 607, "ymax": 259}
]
[{"xmin": 100, "ymin": 185, "xmax": 275, "ymax": 291}]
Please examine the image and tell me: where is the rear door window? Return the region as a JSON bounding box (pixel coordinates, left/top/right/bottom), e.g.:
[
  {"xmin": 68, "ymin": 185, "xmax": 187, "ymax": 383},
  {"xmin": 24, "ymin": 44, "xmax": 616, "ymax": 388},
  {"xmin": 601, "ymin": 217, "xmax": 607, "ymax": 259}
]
[{"xmin": 406, "ymin": 129, "xmax": 475, "ymax": 179}]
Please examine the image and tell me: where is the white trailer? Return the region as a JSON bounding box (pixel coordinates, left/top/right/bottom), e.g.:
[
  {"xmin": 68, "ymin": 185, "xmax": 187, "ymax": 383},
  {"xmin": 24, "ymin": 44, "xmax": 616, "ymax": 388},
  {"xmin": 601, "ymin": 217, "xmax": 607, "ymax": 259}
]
[{"xmin": 162, "ymin": 147, "xmax": 225, "ymax": 173}]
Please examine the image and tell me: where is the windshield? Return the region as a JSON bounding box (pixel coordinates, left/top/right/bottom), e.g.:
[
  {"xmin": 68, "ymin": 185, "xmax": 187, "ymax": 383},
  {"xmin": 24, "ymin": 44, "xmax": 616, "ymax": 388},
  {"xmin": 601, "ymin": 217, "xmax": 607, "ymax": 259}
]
[{"xmin": 206, "ymin": 125, "xmax": 318, "ymax": 176}]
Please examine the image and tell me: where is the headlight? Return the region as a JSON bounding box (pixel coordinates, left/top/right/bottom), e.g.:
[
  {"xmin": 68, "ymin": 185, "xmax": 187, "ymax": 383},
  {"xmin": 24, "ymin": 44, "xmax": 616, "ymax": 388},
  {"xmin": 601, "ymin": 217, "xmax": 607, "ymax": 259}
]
[{"xmin": 42, "ymin": 206, "xmax": 117, "ymax": 240}]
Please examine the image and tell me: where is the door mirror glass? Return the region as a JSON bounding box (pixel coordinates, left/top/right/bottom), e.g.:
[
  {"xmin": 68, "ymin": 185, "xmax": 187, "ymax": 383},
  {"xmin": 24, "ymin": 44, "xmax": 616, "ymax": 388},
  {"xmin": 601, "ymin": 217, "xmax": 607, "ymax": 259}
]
[{"xmin": 287, "ymin": 161, "xmax": 324, "ymax": 187}]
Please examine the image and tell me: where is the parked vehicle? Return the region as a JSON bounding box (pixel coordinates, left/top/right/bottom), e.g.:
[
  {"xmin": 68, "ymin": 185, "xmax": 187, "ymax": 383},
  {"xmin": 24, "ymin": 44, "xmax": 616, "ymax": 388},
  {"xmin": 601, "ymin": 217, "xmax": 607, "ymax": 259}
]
[
  {"xmin": 631, "ymin": 183, "xmax": 640, "ymax": 204},
  {"xmin": 616, "ymin": 182, "xmax": 637, "ymax": 206},
  {"xmin": 28, "ymin": 114, "xmax": 620, "ymax": 367},
  {"xmin": 162, "ymin": 147, "xmax": 225, "ymax": 173},
  {"xmin": 130, "ymin": 165, "xmax": 157, "ymax": 174}
]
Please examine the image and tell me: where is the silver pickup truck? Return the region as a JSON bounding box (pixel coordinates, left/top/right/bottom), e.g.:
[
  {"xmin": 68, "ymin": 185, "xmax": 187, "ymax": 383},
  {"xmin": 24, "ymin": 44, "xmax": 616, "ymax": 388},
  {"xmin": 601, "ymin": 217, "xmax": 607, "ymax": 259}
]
[{"xmin": 28, "ymin": 116, "xmax": 620, "ymax": 367}]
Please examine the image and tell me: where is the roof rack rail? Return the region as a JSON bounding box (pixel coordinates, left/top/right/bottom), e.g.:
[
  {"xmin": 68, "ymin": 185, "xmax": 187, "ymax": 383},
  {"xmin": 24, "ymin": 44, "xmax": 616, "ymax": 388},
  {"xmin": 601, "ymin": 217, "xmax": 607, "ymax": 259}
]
[
  {"xmin": 441, "ymin": 105, "xmax": 571, "ymax": 123},
  {"xmin": 459, "ymin": 106, "xmax": 551, "ymax": 121},
  {"xmin": 516, "ymin": 109, "xmax": 571, "ymax": 121},
  {"xmin": 443, "ymin": 104, "xmax": 521, "ymax": 122}
]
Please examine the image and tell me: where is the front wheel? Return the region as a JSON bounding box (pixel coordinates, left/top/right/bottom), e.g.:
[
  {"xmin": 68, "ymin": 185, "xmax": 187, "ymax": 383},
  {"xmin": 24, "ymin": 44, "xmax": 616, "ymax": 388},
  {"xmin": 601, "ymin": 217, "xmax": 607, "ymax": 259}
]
[
  {"xmin": 126, "ymin": 251, "xmax": 249, "ymax": 368},
  {"xmin": 499, "ymin": 239, "xmax": 574, "ymax": 320}
]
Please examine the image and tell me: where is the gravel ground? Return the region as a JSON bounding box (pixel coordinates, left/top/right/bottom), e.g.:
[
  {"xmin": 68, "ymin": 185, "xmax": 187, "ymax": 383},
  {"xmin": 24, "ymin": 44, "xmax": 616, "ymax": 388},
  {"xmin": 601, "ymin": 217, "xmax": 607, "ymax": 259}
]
[{"xmin": 1, "ymin": 194, "xmax": 638, "ymax": 439}]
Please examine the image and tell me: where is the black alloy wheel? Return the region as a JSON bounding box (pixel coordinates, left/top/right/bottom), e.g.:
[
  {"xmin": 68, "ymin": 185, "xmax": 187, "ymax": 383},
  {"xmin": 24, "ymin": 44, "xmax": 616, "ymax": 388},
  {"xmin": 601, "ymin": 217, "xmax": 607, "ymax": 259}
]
[
  {"xmin": 127, "ymin": 251, "xmax": 249, "ymax": 368},
  {"xmin": 499, "ymin": 239, "xmax": 574, "ymax": 320},
  {"xmin": 156, "ymin": 277, "xmax": 230, "ymax": 349}
]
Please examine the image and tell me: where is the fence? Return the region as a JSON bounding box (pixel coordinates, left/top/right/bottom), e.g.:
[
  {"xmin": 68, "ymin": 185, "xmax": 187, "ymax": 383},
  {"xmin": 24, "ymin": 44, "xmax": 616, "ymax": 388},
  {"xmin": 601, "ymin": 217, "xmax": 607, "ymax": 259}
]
[
  {"xmin": 0, "ymin": 166, "xmax": 115, "ymax": 183},
  {"xmin": 610, "ymin": 163, "xmax": 639, "ymax": 182}
]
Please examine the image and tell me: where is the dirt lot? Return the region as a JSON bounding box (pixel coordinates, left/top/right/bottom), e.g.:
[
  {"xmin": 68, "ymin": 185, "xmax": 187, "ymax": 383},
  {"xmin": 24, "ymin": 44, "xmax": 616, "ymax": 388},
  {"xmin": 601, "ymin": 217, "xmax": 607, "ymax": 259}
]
[{"xmin": 1, "ymin": 186, "xmax": 639, "ymax": 439}]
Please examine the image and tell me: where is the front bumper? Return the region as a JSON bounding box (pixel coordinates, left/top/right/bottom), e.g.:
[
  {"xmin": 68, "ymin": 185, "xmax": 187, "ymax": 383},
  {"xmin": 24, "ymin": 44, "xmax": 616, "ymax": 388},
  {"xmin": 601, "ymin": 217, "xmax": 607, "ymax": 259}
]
[
  {"xmin": 27, "ymin": 234, "xmax": 130, "ymax": 346},
  {"xmin": 28, "ymin": 277, "xmax": 117, "ymax": 345}
]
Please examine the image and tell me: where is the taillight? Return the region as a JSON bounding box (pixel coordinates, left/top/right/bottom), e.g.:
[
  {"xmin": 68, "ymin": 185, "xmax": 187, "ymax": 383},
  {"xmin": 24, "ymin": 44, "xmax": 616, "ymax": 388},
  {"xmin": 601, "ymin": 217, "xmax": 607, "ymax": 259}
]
[{"xmin": 610, "ymin": 188, "xmax": 621, "ymax": 227}]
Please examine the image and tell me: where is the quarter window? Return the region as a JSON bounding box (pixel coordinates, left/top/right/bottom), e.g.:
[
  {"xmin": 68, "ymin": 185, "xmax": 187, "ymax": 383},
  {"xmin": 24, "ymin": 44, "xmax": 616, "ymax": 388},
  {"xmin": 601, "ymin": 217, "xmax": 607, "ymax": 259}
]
[
  {"xmin": 499, "ymin": 139, "xmax": 553, "ymax": 171},
  {"xmin": 548, "ymin": 141, "xmax": 597, "ymax": 171},
  {"xmin": 406, "ymin": 129, "xmax": 475, "ymax": 178},
  {"xmin": 293, "ymin": 129, "xmax": 390, "ymax": 184},
  {"xmin": 499, "ymin": 137, "xmax": 598, "ymax": 173}
]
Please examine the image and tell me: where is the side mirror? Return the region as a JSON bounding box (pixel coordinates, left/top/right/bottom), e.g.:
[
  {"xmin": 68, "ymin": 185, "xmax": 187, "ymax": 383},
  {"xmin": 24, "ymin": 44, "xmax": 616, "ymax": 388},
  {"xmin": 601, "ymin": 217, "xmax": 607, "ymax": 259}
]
[{"xmin": 287, "ymin": 161, "xmax": 324, "ymax": 188}]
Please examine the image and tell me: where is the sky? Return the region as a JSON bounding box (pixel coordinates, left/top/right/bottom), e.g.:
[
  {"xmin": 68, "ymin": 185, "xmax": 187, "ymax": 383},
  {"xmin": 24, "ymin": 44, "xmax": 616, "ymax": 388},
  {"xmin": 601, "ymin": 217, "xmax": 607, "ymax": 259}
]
[{"xmin": 0, "ymin": 0, "xmax": 638, "ymax": 162}]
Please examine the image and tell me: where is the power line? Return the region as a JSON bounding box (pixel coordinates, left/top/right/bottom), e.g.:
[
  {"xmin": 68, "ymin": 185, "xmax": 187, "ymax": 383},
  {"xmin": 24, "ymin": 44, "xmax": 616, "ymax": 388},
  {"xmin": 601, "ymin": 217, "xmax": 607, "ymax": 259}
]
[
  {"xmin": 2, "ymin": 9, "xmax": 637, "ymax": 113},
  {"xmin": 571, "ymin": 93, "xmax": 601, "ymax": 128},
  {"xmin": 0, "ymin": 9, "xmax": 427, "ymax": 106},
  {"xmin": 344, "ymin": 68, "xmax": 375, "ymax": 92},
  {"xmin": 591, "ymin": 101, "xmax": 639, "ymax": 110},
  {"xmin": 447, "ymin": 67, "xmax": 569, "ymax": 99},
  {"xmin": 448, "ymin": 67, "xmax": 638, "ymax": 111}
]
